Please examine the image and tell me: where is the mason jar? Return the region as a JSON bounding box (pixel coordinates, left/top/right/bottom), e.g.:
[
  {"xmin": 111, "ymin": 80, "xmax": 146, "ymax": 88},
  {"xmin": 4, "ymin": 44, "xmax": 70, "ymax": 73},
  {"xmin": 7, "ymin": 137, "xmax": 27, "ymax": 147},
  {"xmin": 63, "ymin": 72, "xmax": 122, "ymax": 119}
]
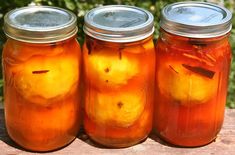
[
  {"xmin": 154, "ymin": 2, "xmax": 232, "ymax": 147},
  {"xmin": 83, "ymin": 5, "xmax": 155, "ymax": 147},
  {"xmin": 3, "ymin": 6, "xmax": 81, "ymax": 151}
]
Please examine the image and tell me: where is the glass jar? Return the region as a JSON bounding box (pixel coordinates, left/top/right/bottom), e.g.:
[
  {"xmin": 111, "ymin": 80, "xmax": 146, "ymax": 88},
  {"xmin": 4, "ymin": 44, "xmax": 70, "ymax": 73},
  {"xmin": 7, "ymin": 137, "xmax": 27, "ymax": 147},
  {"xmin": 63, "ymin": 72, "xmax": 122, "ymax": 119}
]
[
  {"xmin": 83, "ymin": 5, "xmax": 155, "ymax": 147},
  {"xmin": 154, "ymin": 2, "xmax": 232, "ymax": 147},
  {"xmin": 3, "ymin": 6, "xmax": 81, "ymax": 151}
]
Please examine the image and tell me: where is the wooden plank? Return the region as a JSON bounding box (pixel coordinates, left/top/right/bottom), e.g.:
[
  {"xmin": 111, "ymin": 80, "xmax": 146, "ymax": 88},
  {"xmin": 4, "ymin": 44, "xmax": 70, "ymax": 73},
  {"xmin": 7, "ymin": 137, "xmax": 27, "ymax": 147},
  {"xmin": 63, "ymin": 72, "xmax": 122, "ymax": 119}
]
[{"xmin": 0, "ymin": 109, "xmax": 234, "ymax": 155}]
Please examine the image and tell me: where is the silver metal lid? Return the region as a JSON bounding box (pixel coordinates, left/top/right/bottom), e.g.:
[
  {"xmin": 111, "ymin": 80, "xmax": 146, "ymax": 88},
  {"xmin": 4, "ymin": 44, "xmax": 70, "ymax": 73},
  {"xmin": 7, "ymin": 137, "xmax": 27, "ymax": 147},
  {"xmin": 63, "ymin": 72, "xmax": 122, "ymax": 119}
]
[
  {"xmin": 4, "ymin": 6, "xmax": 77, "ymax": 43},
  {"xmin": 83, "ymin": 5, "xmax": 154, "ymax": 42},
  {"xmin": 160, "ymin": 1, "xmax": 232, "ymax": 38}
]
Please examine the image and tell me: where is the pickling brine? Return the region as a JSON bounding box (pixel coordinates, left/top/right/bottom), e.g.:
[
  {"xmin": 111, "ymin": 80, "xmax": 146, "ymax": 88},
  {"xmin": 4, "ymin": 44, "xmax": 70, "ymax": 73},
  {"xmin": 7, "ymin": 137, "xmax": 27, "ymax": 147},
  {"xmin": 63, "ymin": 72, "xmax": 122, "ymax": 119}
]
[
  {"xmin": 3, "ymin": 6, "xmax": 81, "ymax": 151},
  {"xmin": 154, "ymin": 2, "xmax": 232, "ymax": 147},
  {"xmin": 83, "ymin": 36, "xmax": 155, "ymax": 147},
  {"xmin": 83, "ymin": 5, "xmax": 155, "ymax": 147},
  {"xmin": 155, "ymin": 30, "xmax": 231, "ymax": 146}
]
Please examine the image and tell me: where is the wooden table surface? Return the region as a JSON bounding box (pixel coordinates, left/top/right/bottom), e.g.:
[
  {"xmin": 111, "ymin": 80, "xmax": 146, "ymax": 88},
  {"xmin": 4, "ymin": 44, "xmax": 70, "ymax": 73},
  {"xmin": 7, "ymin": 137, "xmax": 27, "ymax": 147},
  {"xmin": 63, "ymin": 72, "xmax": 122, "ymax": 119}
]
[{"xmin": 0, "ymin": 108, "xmax": 234, "ymax": 155}]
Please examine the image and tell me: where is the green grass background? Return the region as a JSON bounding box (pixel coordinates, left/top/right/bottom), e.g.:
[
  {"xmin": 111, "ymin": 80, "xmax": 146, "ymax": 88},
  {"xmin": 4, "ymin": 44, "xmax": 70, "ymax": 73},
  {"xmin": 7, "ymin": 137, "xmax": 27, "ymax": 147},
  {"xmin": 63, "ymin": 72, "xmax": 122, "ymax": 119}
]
[{"xmin": 0, "ymin": 0, "xmax": 234, "ymax": 108}]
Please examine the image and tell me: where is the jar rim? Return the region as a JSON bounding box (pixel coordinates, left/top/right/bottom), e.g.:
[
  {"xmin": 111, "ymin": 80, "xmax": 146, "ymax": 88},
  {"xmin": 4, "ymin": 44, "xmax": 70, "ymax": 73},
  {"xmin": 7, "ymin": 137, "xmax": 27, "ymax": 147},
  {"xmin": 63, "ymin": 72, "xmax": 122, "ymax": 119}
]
[
  {"xmin": 4, "ymin": 6, "xmax": 77, "ymax": 43},
  {"xmin": 160, "ymin": 1, "xmax": 232, "ymax": 38}
]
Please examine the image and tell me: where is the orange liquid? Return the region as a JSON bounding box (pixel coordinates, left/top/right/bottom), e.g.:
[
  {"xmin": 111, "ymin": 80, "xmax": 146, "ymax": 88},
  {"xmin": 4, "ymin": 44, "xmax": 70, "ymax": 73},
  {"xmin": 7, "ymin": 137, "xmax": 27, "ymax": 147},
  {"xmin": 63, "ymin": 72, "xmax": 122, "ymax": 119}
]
[
  {"xmin": 3, "ymin": 38, "xmax": 81, "ymax": 151},
  {"xmin": 83, "ymin": 36, "xmax": 155, "ymax": 147},
  {"xmin": 154, "ymin": 30, "xmax": 231, "ymax": 147}
]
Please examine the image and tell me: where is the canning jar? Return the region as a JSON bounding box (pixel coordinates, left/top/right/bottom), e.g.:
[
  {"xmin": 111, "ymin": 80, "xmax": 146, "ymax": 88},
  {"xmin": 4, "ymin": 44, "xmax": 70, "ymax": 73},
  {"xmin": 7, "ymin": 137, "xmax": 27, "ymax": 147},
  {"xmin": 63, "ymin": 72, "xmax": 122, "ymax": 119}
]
[
  {"xmin": 154, "ymin": 2, "xmax": 232, "ymax": 147},
  {"xmin": 3, "ymin": 6, "xmax": 81, "ymax": 151},
  {"xmin": 83, "ymin": 5, "xmax": 155, "ymax": 147}
]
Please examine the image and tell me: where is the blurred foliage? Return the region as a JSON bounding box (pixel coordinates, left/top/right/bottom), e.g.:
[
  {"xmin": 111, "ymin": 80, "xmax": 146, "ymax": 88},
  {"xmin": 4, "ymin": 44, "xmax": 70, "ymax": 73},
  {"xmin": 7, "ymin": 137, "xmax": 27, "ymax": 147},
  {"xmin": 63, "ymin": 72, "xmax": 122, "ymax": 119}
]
[{"xmin": 0, "ymin": 0, "xmax": 234, "ymax": 108}]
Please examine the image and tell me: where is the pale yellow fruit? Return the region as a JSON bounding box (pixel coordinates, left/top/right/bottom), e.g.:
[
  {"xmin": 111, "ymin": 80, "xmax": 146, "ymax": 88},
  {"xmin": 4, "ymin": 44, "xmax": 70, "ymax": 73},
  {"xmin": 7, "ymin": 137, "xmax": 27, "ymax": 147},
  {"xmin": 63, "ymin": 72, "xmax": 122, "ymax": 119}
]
[
  {"xmin": 121, "ymin": 40, "xmax": 154, "ymax": 54},
  {"xmin": 86, "ymin": 89, "xmax": 146, "ymax": 127},
  {"xmin": 157, "ymin": 62, "xmax": 217, "ymax": 105},
  {"xmin": 86, "ymin": 51, "xmax": 139, "ymax": 89},
  {"xmin": 142, "ymin": 39, "xmax": 154, "ymax": 51},
  {"xmin": 15, "ymin": 56, "xmax": 79, "ymax": 104}
]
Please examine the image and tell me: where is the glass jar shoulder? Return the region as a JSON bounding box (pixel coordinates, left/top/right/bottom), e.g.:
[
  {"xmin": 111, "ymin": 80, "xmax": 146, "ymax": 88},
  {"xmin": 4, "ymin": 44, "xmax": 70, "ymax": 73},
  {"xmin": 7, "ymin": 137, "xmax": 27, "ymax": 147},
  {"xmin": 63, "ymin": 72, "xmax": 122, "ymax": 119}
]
[
  {"xmin": 3, "ymin": 37, "xmax": 81, "ymax": 63},
  {"xmin": 83, "ymin": 36, "xmax": 155, "ymax": 54},
  {"xmin": 156, "ymin": 30, "xmax": 231, "ymax": 61}
]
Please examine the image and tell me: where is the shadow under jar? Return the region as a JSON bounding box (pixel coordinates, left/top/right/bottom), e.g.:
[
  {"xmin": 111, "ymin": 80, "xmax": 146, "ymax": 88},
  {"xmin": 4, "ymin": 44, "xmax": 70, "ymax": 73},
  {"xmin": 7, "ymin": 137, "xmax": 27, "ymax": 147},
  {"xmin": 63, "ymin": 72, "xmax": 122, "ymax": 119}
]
[
  {"xmin": 154, "ymin": 2, "xmax": 232, "ymax": 147},
  {"xmin": 2, "ymin": 6, "xmax": 81, "ymax": 151},
  {"xmin": 83, "ymin": 5, "xmax": 155, "ymax": 147}
]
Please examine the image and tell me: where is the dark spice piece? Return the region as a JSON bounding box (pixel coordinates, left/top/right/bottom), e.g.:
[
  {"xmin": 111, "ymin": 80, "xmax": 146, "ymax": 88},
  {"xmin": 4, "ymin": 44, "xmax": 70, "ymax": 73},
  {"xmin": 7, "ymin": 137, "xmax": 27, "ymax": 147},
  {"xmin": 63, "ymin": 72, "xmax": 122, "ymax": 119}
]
[
  {"xmin": 86, "ymin": 41, "xmax": 92, "ymax": 55},
  {"xmin": 169, "ymin": 65, "xmax": 179, "ymax": 74},
  {"xmin": 189, "ymin": 39, "xmax": 208, "ymax": 47},
  {"xmin": 32, "ymin": 70, "xmax": 49, "ymax": 74},
  {"xmin": 117, "ymin": 102, "xmax": 123, "ymax": 109},
  {"xmin": 182, "ymin": 64, "xmax": 215, "ymax": 79},
  {"xmin": 104, "ymin": 68, "xmax": 110, "ymax": 73},
  {"xmin": 118, "ymin": 47, "xmax": 124, "ymax": 60}
]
